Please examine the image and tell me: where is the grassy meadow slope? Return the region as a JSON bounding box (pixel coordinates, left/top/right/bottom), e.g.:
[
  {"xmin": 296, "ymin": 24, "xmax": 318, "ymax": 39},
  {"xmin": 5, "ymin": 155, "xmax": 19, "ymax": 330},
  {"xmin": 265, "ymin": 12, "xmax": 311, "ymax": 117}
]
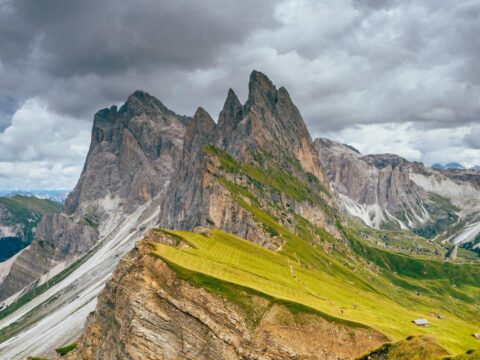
[
  {"xmin": 0, "ymin": 196, "xmax": 62, "ymax": 218},
  {"xmin": 151, "ymin": 228, "xmax": 480, "ymax": 356},
  {"xmin": 150, "ymin": 146, "xmax": 480, "ymax": 357},
  {"xmin": 0, "ymin": 195, "xmax": 62, "ymax": 261}
]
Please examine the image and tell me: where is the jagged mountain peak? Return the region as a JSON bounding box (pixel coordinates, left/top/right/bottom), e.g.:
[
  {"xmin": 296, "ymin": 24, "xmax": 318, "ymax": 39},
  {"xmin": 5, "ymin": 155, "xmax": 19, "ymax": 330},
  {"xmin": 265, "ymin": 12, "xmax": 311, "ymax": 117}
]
[
  {"xmin": 225, "ymin": 88, "xmax": 241, "ymax": 106},
  {"xmin": 190, "ymin": 107, "xmax": 216, "ymax": 133},
  {"xmin": 361, "ymin": 153, "xmax": 409, "ymax": 169},
  {"xmin": 222, "ymin": 88, "xmax": 242, "ymax": 116},
  {"xmin": 119, "ymin": 90, "xmax": 178, "ymax": 119},
  {"xmin": 193, "ymin": 106, "xmax": 212, "ymax": 119},
  {"xmin": 246, "ymin": 70, "xmax": 277, "ymax": 108},
  {"xmin": 221, "ymin": 71, "xmax": 312, "ymax": 156},
  {"xmin": 218, "ymin": 88, "xmax": 243, "ymax": 136}
]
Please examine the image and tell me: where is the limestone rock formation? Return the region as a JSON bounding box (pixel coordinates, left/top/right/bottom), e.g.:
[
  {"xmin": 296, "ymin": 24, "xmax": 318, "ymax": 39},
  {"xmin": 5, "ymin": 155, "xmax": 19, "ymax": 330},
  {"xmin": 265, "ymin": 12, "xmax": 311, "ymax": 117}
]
[
  {"xmin": 0, "ymin": 91, "xmax": 190, "ymax": 303},
  {"xmin": 160, "ymin": 71, "xmax": 338, "ymax": 245},
  {"xmin": 314, "ymin": 138, "xmax": 480, "ymax": 249},
  {"xmin": 0, "ymin": 214, "xmax": 97, "ymax": 302},
  {"xmin": 65, "ymin": 91, "xmax": 190, "ymax": 216}
]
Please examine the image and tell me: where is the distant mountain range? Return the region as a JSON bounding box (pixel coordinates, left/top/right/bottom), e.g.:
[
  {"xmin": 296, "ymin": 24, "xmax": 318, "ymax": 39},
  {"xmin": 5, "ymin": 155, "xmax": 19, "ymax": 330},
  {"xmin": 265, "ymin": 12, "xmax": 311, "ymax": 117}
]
[
  {"xmin": 431, "ymin": 162, "xmax": 480, "ymax": 171},
  {"xmin": 0, "ymin": 190, "xmax": 70, "ymax": 203}
]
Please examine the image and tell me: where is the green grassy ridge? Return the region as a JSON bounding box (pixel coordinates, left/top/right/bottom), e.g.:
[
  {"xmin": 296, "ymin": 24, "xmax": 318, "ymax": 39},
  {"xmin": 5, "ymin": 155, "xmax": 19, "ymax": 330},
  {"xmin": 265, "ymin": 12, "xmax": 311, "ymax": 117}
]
[
  {"xmin": 218, "ymin": 175, "xmax": 382, "ymax": 297},
  {"xmin": 206, "ymin": 143, "xmax": 479, "ymax": 313},
  {"xmin": 151, "ymin": 229, "xmax": 377, "ymax": 331},
  {"xmin": 0, "ymin": 195, "xmax": 62, "ymax": 222},
  {"xmin": 347, "ymin": 219, "xmax": 450, "ymax": 259},
  {"xmin": 179, "ymin": 144, "xmax": 480, "ymax": 354},
  {"xmin": 346, "ymin": 231, "xmax": 480, "ymax": 324},
  {"xmin": 356, "ymin": 335, "xmax": 449, "ymax": 360},
  {"xmin": 357, "ymin": 335, "xmax": 480, "ymax": 360},
  {"xmin": 347, "ymin": 233, "xmax": 480, "ymax": 287},
  {"xmin": 150, "ymin": 228, "xmax": 480, "ymax": 355},
  {"xmin": 154, "ymin": 246, "xmax": 370, "ymax": 331},
  {"xmin": 0, "ymin": 196, "xmax": 63, "ymax": 261}
]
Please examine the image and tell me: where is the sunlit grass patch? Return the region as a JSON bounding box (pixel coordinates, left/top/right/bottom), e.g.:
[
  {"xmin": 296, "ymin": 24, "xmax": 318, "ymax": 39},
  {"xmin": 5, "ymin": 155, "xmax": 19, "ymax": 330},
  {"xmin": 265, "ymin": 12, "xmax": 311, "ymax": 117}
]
[{"xmin": 151, "ymin": 228, "xmax": 480, "ymax": 355}]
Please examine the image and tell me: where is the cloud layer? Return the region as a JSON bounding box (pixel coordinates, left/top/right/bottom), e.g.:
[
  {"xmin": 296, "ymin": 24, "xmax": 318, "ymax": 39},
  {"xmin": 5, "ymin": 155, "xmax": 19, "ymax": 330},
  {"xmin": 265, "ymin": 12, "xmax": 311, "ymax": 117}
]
[{"xmin": 0, "ymin": 0, "xmax": 479, "ymax": 188}]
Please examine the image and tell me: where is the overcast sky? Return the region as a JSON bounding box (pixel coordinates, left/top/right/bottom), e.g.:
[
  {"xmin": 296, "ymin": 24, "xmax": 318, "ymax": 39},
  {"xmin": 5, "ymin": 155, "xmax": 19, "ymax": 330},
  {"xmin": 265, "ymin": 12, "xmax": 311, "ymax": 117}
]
[{"xmin": 1, "ymin": 0, "xmax": 479, "ymax": 189}]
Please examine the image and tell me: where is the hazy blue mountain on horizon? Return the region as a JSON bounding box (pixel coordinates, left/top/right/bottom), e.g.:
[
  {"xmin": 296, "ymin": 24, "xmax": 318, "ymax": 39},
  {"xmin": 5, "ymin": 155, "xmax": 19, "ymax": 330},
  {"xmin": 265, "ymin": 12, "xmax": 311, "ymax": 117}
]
[
  {"xmin": 431, "ymin": 162, "xmax": 466, "ymax": 170},
  {"xmin": 0, "ymin": 190, "xmax": 70, "ymax": 204}
]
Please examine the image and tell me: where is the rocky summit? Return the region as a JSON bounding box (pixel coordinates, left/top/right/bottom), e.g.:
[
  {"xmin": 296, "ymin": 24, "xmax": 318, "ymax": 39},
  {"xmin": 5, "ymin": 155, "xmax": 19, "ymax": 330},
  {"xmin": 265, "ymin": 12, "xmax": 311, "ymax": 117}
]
[{"xmin": 0, "ymin": 72, "xmax": 479, "ymax": 360}]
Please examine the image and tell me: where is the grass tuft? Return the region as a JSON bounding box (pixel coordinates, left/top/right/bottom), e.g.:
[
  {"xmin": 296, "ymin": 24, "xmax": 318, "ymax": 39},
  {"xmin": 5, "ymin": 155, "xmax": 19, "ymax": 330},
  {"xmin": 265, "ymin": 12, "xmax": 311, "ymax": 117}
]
[{"xmin": 55, "ymin": 343, "xmax": 77, "ymax": 356}]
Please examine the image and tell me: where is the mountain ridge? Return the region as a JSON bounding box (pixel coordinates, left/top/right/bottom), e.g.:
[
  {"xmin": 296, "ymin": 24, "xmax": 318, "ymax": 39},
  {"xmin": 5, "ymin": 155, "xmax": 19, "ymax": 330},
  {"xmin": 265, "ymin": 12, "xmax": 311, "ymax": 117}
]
[
  {"xmin": 0, "ymin": 71, "xmax": 478, "ymax": 359},
  {"xmin": 315, "ymin": 137, "xmax": 480, "ymax": 254}
]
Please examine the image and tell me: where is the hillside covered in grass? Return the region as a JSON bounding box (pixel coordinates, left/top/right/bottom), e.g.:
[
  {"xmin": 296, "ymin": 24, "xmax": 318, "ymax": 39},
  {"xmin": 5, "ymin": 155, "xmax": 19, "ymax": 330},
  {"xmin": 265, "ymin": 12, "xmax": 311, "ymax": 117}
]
[
  {"xmin": 151, "ymin": 227, "xmax": 480, "ymax": 357},
  {"xmin": 0, "ymin": 196, "xmax": 62, "ymax": 262},
  {"xmin": 151, "ymin": 143, "xmax": 480, "ymax": 357}
]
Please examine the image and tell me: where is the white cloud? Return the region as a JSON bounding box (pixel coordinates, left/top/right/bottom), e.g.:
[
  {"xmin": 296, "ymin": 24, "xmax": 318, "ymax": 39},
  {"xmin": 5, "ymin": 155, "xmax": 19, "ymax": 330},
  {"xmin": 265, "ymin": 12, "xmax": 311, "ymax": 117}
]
[
  {"xmin": 464, "ymin": 125, "xmax": 480, "ymax": 150},
  {"xmin": 0, "ymin": 99, "xmax": 90, "ymax": 189},
  {"xmin": 323, "ymin": 122, "xmax": 480, "ymax": 167}
]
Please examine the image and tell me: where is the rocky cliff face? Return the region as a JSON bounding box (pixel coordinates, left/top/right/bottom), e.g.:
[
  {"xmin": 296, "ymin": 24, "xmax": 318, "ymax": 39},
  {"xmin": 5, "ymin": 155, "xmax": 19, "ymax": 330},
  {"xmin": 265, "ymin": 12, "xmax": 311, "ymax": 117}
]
[
  {"xmin": 0, "ymin": 92, "xmax": 189, "ymax": 303},
  {"xmin": 65, "ymin": 91, "xmax": 189, "ymax": 217},
  {"xmin": 160, "ymin": 71, "xmax": 337, "ymax": 245},
  {"xmin": 315, "ymin": 138, "xmax": 480, "ymax": 251},
  {"xmin": 68, "ymin": 230, "xmax": 387, "ymax": 360},
  {"xmin": 315, "ymin": 138, "xmax": 437, "ymax": 229}
]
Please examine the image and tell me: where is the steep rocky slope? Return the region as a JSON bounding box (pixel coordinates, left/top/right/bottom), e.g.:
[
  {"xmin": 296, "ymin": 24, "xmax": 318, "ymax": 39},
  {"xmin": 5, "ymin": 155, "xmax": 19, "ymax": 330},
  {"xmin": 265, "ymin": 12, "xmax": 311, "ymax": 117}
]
[
  {"xmin": 315, "ymin": 138, "xmax": 480, "ymax": 252},
  {"xmin": 161, "ymin": 71, "xmax": 337, "ymax": 243},
  {"xmin": 0, "ymin": 92, "xmax": 189, "ymax": 305}
]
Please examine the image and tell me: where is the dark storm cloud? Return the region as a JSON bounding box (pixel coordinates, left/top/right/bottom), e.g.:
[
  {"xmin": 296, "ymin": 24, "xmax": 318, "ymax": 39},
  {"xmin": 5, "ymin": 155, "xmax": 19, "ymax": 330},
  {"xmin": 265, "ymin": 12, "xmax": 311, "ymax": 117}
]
[
  {"xmin": 1, "ymin": 0, "xmax": 480, "ymax": 188},
  {"xmin": 0, "ymin": 0, "xmax": 278, "ymax": 117},
  {"xmin": 255, "ymin": 0, "xmax": 480, "ymax": 133},
  {"xmin": 0, "ymin": 95, "xmax": 18, "ymax": 130}
]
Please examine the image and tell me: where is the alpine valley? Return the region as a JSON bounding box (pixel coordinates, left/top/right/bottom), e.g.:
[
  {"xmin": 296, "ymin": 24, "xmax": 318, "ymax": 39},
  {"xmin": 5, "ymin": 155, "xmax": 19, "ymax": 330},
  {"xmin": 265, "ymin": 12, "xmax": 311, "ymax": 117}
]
[{"xmin": 0, "ymin": 72, "xmax": 479, "ymax": 360}]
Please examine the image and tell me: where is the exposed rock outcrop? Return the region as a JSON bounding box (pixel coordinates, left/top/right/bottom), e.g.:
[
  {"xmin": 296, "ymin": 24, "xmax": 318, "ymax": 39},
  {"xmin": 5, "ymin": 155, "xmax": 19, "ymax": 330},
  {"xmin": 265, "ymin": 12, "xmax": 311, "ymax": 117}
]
[
  {"xmin": 315, "ymin": 138, "xmax": 480, "ymax": 251},
  {"xmin": 65, "ymin": 91, "xmax": 190, "ymax": 216},
  {"xmin": 160, "ymin": 71, "xmax": 339, "ymax": 246},
  {"xmin": 0, "ymin": 214, "xmax": 97, "ymax": 301},
  {"xmin": 0, "ymin": 92, "xmax": 190, "ymax": 303}
]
